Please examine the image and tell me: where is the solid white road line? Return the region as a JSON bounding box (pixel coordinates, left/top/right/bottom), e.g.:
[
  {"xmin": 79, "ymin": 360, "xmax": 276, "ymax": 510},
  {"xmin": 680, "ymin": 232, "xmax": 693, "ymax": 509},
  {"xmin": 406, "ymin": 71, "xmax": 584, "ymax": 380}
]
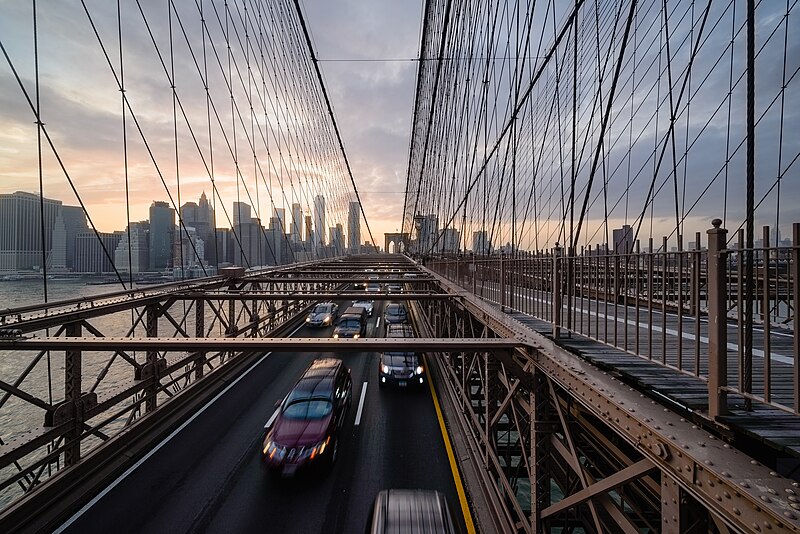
[
  {"xmin": 375, "ymin": 317, "xmax": 381, "ymax": 329},
  {"xmin": 56, "ymin": 322, "xmax": 306, "ymax": 533},
  {"xmin": 354, "ymin": 381, "xmax": 368, "ymax": 426}
]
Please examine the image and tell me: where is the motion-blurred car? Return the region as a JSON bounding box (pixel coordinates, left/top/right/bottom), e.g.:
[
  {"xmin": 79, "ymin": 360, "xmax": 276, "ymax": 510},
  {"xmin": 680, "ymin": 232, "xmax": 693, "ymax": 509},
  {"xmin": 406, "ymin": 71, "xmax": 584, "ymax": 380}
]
[
  {"xmin": 367, "ymin": 489, "xmax": 458, "ymax": 534},
  {"xmin": 379, "ymin": 323, "xmax": 424, "ymax": 388},
  {"xmin": 262, "ymin": 358, "xmax": 352, "ymax": 476},
  {"xmin": 305, "ymin": 302, "xmax": 339, "ymax": 327},
  {"xmin": 351, "ymin": 299, "xmax": 375, "ymax": 317},
  {"xmin": 383, "ymin": 302, "xmax": 408, "ymax": 324}
]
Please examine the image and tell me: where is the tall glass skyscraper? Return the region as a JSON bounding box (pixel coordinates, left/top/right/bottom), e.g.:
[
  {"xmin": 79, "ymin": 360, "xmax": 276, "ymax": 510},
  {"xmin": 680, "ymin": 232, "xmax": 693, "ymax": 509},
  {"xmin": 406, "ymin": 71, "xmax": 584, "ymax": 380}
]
[
  {"xmin": 149, "ymin": 201, "xmax": 175, "ymax": 271},
  {"xmin": 347, "ymin": 201, "xmax": 360, "ymax": 253}
]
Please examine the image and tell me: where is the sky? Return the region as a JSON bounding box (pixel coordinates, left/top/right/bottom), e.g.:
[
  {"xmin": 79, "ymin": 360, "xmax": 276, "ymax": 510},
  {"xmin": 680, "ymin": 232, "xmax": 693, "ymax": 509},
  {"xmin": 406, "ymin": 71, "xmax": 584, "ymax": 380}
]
[
  {"xmin": 0, "ymin": 0, "xmax": 423, "ymax": 244},
  {"xmin": 301, "ymin": 0, "xmax": 423, "ymax": 239}
]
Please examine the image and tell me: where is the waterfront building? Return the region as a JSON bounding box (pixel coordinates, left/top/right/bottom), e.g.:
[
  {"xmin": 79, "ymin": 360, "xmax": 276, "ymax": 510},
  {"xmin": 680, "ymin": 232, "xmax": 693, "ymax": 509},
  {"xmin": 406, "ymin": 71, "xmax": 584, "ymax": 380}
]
[{"xmin": 0, "ymin": 191, "xmax": 62, "ymax": 272}]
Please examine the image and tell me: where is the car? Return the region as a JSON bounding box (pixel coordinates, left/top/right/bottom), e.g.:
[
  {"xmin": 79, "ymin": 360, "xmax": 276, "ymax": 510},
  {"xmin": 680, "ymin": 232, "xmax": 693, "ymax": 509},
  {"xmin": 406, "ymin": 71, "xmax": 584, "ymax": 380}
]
[
  {"xmin": 383, "ymin": 302, "xmax": 408, "ymax": 324},
  {"xmin": 386, "ymin": 282, "xmax": 403, "ymax": 293},
  {"xmin": 351, "ymin": 299, "xmax": 375, "ymax": 317},
  {"xmin": 367, "ymin": 489, "xmax": 457, "ymax": 534},
  {"xmin": 262, "ymin": 358, "xmax": 352, "ymax": 476},
  {"xmin": 305, "ymin": 302, "xmax": 339, "ymax": 327},
  {"xmin": 366, "ymin": 281, "xmax": 382, "ymax": 293},
  {"xmin": 333, "ymin": 306, "xmax": 368, "ymax": 339},
  {"xmin": 379, "ymin": 323, "xmax": 425, "ymax": 388}
]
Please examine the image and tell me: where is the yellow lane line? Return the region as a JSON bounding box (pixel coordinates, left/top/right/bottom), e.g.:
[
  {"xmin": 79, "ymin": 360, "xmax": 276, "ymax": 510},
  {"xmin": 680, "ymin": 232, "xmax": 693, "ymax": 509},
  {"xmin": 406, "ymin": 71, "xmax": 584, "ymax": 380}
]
[{"xmin": 424, "ymin": 355, "xmax": 476, "ymax": 534}]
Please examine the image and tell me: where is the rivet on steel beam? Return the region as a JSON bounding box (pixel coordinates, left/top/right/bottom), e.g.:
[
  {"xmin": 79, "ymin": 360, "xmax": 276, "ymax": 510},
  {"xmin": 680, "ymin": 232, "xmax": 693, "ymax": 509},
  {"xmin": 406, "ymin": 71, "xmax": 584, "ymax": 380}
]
[
  {"xmin": 733, "ymin": 508, "xmax": 741, "ymax": 516},
  {"xmin": 792, "ymin": 503, "xmax": 800, "ymax": 511},
  {"xmin": 760, "ymin": 495, "xmax": 771, "ymax": 503},
  {"xmin": 715, "ymin": 494, "xmax": 722, "ymax": 501},
  {"xmin": 752, "ymin": 523, "xmax": 761, "ymax": 531},
  {"xmin": 683, "ymin": 444, "xmax": 690, "ymax": 450},
  {"xmin": 704, "ymin": 460, "xmax": 713, "ymax": 466},
  {"xmin": 768, "ymin": 488, "xmax": 777, "ymax": 495},
  {"xmin": 664, "ymin": 408, "xmax": 669, "ymax": 412},
  {"xmin": 763, "ymin": 521, "xmax": 772, "ymax": 530},
  {"xmin": 655, "ymin": 425, "xmax": 661, "ymax": 430},
  {"xmin": 751, "ymin": 460, "xmax": 760, "ymax": 465},
  {"xmin": 670, "ymin": 435, "xmax": 676, "ymax": 440},
  {"xmin": 692, "ymin": 425, "xmax": 697, "ymax": 429},
  {"xmin": 789, "ymin": 495, "xmax": 799, "ymax": 503},
  {"xmin": 794, "ymin": 482, "xmax": 800, "ymax": 488},
  {"xmin": 784, "ymin": 511, "xmax": 796, "ymax": 520},
  {"xmin": 681, "ymin": 418, "xmax": 686, "ymax": 422},
  {"xmin": 708, "ymin": 435, "xmax": 716, "ymax": 440},
  {"xmin": 741, "ymin": 482, "xmax": 751, "ymax": 488},
  {"xmin": 724, "ymin": 491, "xmax": 731, "ymax": 499},
  {"xmin": 722, "ymin": 471, "xmax": 731, "ymax": 478},
  {"xmin": 769, "ymin": 471, "xmax": 778, "ymax": 477}
]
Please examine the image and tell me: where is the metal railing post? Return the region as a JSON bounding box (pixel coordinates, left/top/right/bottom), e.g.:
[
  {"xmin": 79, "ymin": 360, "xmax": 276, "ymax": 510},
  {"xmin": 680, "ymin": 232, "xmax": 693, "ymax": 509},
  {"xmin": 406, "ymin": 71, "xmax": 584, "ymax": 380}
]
[
  {"xmin": 707, "ymin": 219, "xmax": 728, "ymax": 418},
  {"xmin": 64, "ymin": 321, "xmax": 82, "ymax": 467},
  {"xmin": 145, "ymin": 304, "xmax": 159, "ymax": 413},
  {"xmin": 500, "ymin": 252, "xmax": 506, "ymax": 310},
  {"xmin": 794, "ymin": 223, "xmax": 799, "ymax": 413},
  {"xmin": 552, "ymin": 244, "xmax": 562, "ymax": 339}
]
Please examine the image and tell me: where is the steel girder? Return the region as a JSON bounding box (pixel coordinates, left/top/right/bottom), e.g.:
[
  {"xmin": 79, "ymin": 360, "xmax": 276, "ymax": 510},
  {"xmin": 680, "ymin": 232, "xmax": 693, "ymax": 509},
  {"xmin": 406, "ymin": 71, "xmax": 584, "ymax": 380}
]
[{"xmin": 421, "ymin": 268, "xmax": 800, "ymax": 533}]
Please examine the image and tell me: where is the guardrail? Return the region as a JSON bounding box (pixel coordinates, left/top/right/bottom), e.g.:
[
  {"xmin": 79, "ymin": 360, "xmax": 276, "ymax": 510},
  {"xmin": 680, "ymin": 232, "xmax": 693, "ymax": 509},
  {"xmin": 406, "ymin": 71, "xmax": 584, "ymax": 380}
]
[{"xmin": 428, "ymin": 220, "xmax": 799, "ymax": 416}]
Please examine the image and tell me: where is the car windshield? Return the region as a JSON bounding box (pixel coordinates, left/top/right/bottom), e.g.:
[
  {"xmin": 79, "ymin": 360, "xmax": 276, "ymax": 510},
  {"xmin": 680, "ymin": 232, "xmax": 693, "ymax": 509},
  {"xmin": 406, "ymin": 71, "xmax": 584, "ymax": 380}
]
[
  {"xmin": 313, "ymin": 304, "xmax": 332, "ymax": 314},
  {"xmin": 384, "ymin": 353, "xmax": 418, "ymax": 366},
  {"xmin": 386, "ymin": 305, "xmax": 405, "ymax": 315},
  {"xmin": 282, "ymin": 399, "xmax": 333, "ymax": 420},
  {"xmin": 339, "ymin": 319, "xmax": 361, "ymax": 329}
]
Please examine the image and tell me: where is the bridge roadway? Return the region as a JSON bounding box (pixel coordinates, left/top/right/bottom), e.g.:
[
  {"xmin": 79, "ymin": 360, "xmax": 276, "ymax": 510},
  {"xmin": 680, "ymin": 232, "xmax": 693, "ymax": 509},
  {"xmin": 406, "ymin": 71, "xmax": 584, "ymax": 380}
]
[{"xmin": 57, "ymin": 300, "xmax": 466, "ymax": 533}]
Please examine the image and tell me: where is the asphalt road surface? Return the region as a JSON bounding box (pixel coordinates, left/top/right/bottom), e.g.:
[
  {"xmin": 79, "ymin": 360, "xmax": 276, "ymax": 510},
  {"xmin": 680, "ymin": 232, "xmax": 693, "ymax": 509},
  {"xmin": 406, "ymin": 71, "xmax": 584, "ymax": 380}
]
[{"xmin": 60, "ymin": 299, "xmax": 466, "ymax": 533}]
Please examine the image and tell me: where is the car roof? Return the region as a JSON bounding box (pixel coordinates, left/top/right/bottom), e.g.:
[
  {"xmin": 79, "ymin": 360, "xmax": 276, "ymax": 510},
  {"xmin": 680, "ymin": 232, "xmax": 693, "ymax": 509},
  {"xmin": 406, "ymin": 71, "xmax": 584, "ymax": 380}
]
[
  {"xmin": 290, "ymin": 359, "xmax": 341, "ymax": 399},
  {"xmin": 370, "ymin": 489, "xmax": 455, "ymax": 534},
  {"xmin": 386, "ymin": 323, "xmax": 414, "ymax": 338}
]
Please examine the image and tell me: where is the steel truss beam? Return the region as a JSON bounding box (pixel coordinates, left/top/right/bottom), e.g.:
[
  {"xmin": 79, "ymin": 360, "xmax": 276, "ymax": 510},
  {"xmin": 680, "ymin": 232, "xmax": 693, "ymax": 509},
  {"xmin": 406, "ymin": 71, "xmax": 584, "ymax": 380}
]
[{"xmin": 425, "ymin": 269, "xmax": 800, "ymax": 533}]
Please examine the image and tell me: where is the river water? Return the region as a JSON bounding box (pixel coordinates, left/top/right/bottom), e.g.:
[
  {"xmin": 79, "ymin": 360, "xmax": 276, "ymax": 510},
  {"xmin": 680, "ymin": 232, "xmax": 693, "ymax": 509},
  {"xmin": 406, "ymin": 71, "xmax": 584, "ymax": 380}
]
[{"xmin": 0, "ymin": 278, "xmax": 207, "ymax": 505}]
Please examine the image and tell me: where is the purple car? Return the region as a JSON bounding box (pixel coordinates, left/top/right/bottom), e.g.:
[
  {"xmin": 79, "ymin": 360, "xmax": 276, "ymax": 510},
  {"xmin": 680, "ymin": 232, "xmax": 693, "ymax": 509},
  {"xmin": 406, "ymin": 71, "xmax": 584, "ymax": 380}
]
[{"xmin": 262, "ymin": 358, "xmax": 352, "ymax": 476}]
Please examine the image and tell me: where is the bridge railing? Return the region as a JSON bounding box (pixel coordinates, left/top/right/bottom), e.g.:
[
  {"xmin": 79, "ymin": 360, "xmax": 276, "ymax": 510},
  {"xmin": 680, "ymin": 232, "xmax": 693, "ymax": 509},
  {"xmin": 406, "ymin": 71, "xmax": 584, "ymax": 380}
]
[
  {"xmin": 428, "ymin": 221, "xmax": 799, "ymax": 417},
  {"xmin": 0, "ymin": 275, "xmax": 319, "ymax": 511}
]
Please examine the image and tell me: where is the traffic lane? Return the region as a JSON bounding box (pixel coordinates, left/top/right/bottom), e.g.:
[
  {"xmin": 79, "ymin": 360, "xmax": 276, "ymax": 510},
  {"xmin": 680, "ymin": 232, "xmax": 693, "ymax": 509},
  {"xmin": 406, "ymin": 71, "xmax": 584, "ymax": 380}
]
[
  {"xmin": 202, "ymin": 347, "xmax": 374, "ymax": 534},
  {"xmin": 61, "ymin": 323, "xmax": 333, "ymax": 534},
  {"xmin": 332, "ymin": 369, "xmax": 464, "ymax": 533}
]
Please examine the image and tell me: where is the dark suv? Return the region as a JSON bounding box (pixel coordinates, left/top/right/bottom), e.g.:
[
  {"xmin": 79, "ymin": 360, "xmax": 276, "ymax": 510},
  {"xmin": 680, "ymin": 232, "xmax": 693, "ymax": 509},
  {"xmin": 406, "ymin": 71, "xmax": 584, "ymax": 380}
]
[
  {"xmin": 383, "ymin": 302, "xmax": 408, "ymax": 324},
  {"xmin": 379, "ymin": 323, "xmax": 425, "ymax": 388},
  {"xmin": 262, "ymin": 358, "xmax": 352, "ymax": 476}
]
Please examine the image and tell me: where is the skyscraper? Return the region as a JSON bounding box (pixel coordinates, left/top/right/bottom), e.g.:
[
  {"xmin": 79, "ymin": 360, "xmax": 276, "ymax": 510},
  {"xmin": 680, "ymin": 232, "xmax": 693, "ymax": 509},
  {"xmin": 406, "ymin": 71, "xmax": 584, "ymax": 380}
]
[
  {"xmin": 313, "ymin": 195, "xmax": 326, "ymax": 248},
  {"xmin": 181, "ymin": 191, "xmax": 215, "ymax": 265},
  {"xmin": 291, "ymin": 203, "xmax": 302, "ymax": 243},
  {"xmin": 114, "ymin": 222, "xmax": 149, "ymax": 274},
  {"xmin": 75, "ymin": 231, "xmax": 122, "ymax": 274},
  {"xmin": 0, "ymin": 191, "xmax": 62, "ymax": 272},
  {"xmin": 347, "ymin": 201, "xmax": 361, "ymax": 253},
  {"xmin": 473, "ymin": 230, "xmax": 490, "ymax": 254},
  {"xmin": 149, "ymin": 201, "xmax": 175, "ymax": 271}
]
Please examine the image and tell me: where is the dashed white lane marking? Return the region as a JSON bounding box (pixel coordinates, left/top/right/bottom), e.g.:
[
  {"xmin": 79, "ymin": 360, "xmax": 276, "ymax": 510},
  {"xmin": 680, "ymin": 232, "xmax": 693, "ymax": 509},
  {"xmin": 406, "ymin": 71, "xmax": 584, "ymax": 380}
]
[
  {"xmin": 354, "ymin": 381, "xmax": 368, "ymax": 426},
  {"xmin": 56, "ymin": 322, "xmax": 306, "ymax": 533}
]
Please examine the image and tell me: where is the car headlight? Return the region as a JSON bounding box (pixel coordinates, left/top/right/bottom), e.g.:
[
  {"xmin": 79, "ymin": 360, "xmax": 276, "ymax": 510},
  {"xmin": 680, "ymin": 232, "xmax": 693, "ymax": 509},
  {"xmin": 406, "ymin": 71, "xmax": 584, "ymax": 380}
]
[
  {"xmin": 381, "ymin": 364, "xmax": 390, "ymax": 374},
  {"xmin": 305, "ymin": 317, "xmax": 311, "ymax": 323},
  {"xmin": 353, "ymin": 334, "xmax": 360, "ymax": 339},
  {"xmin": 333, "ymin": 333, "xmax": 339, "ymax": 339},
  {"xmin": 263, "ymin": 439, "xmax": 272, "ymax": 455},
  {"xmin": 308, "ymin": 436, "xmax": 331, "ymax": 460},
  {"xmin": 323, "ymin": 316, "xmax": 331, "ymax": 324},
  {"xmin": 415, "ymin": 365, "xmax": 424, "ymax": 375}
]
